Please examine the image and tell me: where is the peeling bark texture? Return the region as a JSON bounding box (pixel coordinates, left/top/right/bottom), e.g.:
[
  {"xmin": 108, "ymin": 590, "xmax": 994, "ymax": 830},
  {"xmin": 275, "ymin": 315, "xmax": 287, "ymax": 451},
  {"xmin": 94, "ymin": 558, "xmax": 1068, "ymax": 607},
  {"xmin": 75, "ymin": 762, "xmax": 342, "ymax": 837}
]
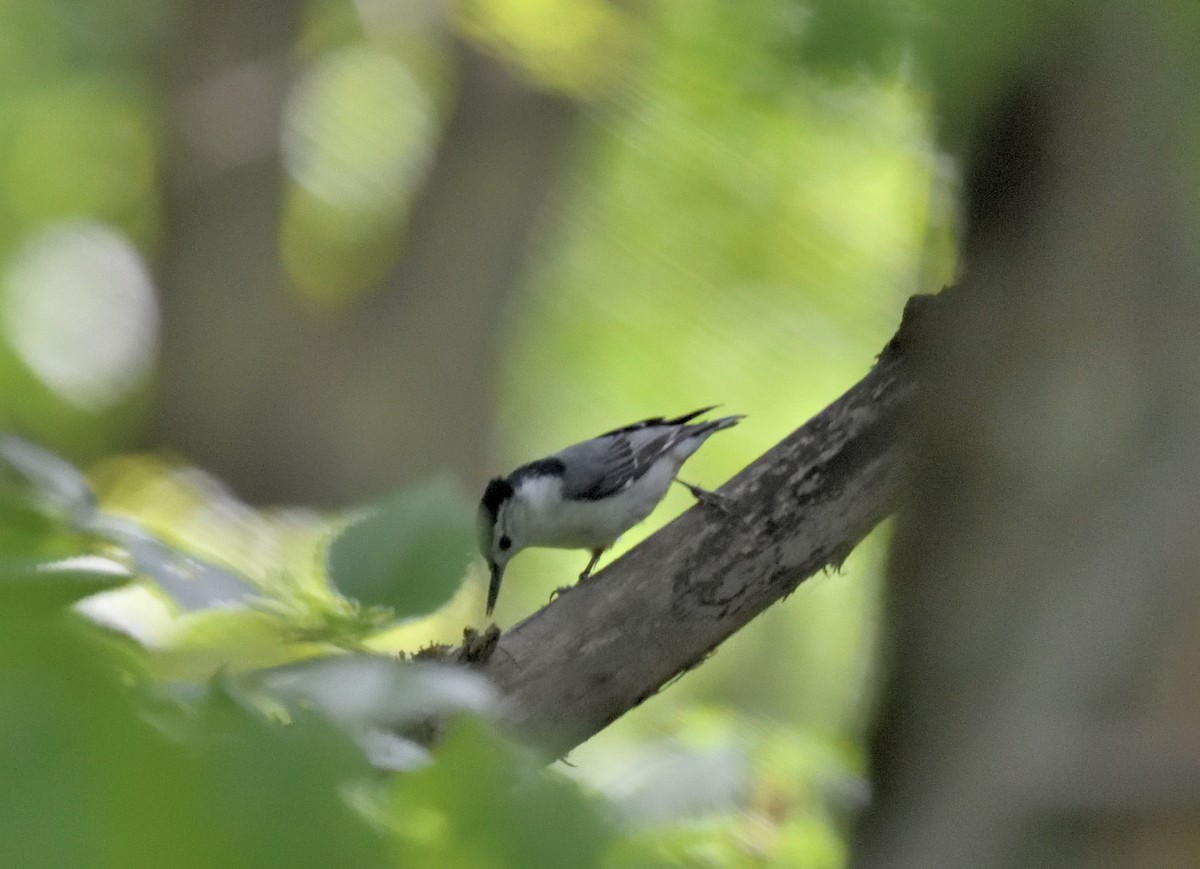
[{"xmin": 478, "ymin": 295, "xmax": 933, "ymax": 758}]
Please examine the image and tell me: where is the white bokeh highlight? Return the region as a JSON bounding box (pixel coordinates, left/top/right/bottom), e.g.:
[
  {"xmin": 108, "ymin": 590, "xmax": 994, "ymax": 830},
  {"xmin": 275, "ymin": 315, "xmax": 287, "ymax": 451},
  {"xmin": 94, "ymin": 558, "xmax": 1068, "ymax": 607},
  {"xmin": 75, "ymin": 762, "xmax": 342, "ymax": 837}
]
[
  {"xmin": 3, "ymin": 221, "xmax": 159, "ymax": 410},
  {"xmin": 281, "ymin": 45, "xmax": 435, "ymax": 211}
]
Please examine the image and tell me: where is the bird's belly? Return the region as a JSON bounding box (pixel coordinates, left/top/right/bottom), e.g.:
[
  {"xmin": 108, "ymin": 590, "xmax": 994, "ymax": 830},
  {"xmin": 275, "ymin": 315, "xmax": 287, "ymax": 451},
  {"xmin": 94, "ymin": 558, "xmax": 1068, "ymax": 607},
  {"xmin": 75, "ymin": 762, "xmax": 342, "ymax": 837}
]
[{"xmin": 527, "ymin": 467, "xmax": 672, "ymax": 551}]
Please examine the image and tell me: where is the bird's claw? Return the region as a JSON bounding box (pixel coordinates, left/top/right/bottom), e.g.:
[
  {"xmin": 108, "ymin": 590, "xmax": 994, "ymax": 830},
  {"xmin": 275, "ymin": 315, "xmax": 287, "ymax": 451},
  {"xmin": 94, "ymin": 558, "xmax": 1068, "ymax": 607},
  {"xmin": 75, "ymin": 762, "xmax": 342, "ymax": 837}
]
[
  {"xmin": 676, "ymin": 478, "xmax": 733, "ymax": 514},
  {"xmin": 548, "ymin": 584, "xmax": 574, "ymax": 604},
  {"xmin": 692, "ymin": 486, "xmax": 733, "ymax": 514}
]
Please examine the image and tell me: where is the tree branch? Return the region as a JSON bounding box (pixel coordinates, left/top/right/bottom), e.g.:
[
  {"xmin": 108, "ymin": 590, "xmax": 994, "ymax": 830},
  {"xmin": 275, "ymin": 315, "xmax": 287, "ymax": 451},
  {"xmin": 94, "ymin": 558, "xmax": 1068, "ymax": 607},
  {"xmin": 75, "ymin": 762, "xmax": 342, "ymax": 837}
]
[{"xmin": 478, "ymin": 294, "xmax": 934, "ymax": 757}]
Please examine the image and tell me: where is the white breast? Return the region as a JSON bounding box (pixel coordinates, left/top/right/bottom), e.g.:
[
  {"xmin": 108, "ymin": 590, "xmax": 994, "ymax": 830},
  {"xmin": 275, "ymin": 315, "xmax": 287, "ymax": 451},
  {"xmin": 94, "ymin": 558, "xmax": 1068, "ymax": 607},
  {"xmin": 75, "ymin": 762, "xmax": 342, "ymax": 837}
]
[{"xmin": 511, "ymin": 460, "xmax": 677, "ymax": 552}]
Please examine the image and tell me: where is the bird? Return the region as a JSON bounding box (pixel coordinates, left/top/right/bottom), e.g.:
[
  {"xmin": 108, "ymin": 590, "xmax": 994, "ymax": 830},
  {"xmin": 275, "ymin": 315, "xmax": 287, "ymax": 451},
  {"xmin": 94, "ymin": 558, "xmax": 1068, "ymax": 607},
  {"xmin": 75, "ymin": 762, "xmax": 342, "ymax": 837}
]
[{"xmin": 477, "ymin": 406, "xmax": 743, "ymax": 616}]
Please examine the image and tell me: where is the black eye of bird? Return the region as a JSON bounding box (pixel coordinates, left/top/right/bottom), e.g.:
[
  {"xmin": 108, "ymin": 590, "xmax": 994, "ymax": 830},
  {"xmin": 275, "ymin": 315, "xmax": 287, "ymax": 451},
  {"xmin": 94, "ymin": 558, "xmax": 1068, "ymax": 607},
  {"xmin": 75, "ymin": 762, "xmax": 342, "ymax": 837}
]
[{"xmin": 498, "ymin": 535, "xmax": 512, "ymax": 551}]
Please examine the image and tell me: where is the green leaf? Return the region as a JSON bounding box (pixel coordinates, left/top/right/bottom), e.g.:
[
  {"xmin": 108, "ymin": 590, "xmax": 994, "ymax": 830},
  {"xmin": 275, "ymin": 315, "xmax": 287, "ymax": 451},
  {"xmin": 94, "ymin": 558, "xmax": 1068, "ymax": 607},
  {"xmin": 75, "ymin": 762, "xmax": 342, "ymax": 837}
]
[
  {"xmin": 260, "ymin": 655, "xmax": 495, "ymax": 728},
  {"xmin": 326, "ymin": 477, "xmax": 474, "ymax": 618},
  {"xmin": 0, "ymin": 433, "xmax": 96, "ymax": 525},
  {"xmin": 0, "ymin": 620, "xmax": 387, "ymax": 869},
  {"xmin": 0, "ymin": 556, "xmax": 129, "ymax": 612},
  {"xmin": 0, "ymin": 478, "xmax": 91, "ymax": 564},
  {"xmin": 392, "ymin": 718, "xmax": 616, "ymax": 868},
  {"xmin": 87, "ymin": 514, "xmax": 260, "ymax": 611}
]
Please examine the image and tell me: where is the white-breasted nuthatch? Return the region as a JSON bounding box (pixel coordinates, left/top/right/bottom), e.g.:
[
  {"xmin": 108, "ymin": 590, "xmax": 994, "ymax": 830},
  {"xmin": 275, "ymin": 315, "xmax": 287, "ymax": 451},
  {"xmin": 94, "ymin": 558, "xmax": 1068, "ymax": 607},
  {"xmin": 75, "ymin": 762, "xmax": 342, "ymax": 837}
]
[{"xmin": 477, "ymin": 406, "xmax": 742, "ymax": 615}]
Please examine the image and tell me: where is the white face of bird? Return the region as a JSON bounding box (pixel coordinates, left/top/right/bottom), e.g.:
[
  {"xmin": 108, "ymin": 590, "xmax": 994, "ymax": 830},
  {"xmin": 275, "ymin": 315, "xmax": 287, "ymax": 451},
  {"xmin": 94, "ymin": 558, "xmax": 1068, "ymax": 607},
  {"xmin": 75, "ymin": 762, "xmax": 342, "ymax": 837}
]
[{"xmin": 478, "ymin": 512, "xmax": 516, "ymax": 571}]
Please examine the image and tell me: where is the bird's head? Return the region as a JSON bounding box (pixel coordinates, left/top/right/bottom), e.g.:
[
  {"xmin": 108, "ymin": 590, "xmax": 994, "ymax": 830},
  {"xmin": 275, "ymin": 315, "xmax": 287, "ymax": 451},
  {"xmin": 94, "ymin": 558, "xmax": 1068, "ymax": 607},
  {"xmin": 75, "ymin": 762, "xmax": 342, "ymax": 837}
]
[{"xmin": 478, "ymin": 476, "xmax": 521, "ymax": 615}]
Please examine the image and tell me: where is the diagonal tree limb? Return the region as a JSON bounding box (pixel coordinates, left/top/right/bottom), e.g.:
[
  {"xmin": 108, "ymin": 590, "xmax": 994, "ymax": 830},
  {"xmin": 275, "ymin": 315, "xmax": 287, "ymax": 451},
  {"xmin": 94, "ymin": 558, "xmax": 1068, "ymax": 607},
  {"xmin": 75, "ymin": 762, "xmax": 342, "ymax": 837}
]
[{"xmin": 477, "ymin": 294, "xmax": 936, "ymax": 758}]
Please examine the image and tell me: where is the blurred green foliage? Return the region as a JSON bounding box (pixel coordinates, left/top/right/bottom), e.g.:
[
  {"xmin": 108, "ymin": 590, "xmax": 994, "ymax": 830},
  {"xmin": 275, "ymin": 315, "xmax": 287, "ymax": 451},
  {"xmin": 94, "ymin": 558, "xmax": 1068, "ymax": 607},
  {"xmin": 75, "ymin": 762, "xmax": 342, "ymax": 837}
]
[
  {"xmin": 457, "ymin": 0, "xmax": 637, "ymax": 95},
  {"xmin": 392, "ymin": 719, "xmax": 616, "ymax": 867},
  {"xmin": 0, "ymin": 483, "xmax": 384, "ymax": 869},
  {"xmin": 0, "ymin": 0, "xmax": 922, "ymax": 859},
  {"xmin": 12, "ymin": 0, "xmax": 1174, "ymax": 863},
  {"xmin": 0, "ymin": 0, "xmax": 161, "ymax": 458},
  {"xmin": 0, "ymin": 452, "xmax": 628, "ymax": 868},
  {"xmin": 327, "ymin": 476, "xmax": 475, "ymax": 615}
]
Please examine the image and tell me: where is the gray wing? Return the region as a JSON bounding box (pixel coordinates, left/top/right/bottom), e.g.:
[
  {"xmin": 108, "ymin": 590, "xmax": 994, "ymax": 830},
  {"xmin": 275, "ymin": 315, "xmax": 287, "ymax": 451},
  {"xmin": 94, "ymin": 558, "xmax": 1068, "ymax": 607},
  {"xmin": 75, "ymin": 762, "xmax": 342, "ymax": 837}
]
[{"xmin": 556, "ymin": 427, "xmax": 677, "ymax": 501}]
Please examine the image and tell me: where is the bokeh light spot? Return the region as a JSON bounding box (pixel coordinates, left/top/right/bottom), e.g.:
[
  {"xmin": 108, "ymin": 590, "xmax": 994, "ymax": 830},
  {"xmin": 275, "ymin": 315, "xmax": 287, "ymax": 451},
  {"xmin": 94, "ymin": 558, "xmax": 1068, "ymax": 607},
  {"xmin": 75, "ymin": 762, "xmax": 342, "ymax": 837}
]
[
  {"xmin": 457, "ymin": 0, "xmax": 628, "ymax": 94},
  {"xmin": 281, "ymin": 45, "xmax": 435, "ymax": 212},
  {"xmin": 2, "ymin": 222, "xmax": 159, "ymax": 411}
]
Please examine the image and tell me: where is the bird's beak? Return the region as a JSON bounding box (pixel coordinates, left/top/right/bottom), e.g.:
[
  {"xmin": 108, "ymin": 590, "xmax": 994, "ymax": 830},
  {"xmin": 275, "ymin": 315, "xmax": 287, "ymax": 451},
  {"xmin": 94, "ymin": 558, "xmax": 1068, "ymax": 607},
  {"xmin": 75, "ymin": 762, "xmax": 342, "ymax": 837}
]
[{"xmin": 486, "ymin": 561, "xmax": 504, "ymax": 617}]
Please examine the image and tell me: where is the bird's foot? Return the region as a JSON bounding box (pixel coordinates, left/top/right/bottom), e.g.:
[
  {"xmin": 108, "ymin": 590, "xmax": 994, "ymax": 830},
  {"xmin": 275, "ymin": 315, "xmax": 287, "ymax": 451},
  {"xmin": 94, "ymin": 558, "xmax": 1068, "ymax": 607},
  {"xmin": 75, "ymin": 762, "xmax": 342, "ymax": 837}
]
[
  {"xmin": 549, "ymin": 550, "xmax": 606, "ymax": 604},
  {"xmin": 549, "ymin": 568, "xmax": 601, "ymax": 604}
]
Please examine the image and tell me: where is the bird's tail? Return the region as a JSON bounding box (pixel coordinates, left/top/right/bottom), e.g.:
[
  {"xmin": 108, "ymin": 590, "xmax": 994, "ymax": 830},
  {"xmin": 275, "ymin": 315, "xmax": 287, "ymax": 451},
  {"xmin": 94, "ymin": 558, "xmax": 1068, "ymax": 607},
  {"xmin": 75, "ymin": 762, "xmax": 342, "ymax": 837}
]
[
  {"xmin": 664, "ymin": 405, "xmax": 719, "ymax": 426},
  {"xmin": 670, "ymin": 412, "xmax": 743, "ymax": 465},
  {"xmin": 684, "ymin": 413, "xmax": 744, "ymax": 440}
]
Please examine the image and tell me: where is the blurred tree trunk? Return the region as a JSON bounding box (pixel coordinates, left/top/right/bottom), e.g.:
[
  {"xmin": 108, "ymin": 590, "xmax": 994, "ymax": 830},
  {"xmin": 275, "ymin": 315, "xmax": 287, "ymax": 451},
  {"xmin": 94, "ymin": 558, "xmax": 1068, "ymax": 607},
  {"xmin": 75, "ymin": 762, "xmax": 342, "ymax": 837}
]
[
  {"xmin": 855, "ymin": 4, "xmax": 1200, "ymax": 867},
  {"xmin": 151, "ymin": 4, "xmax": 578, "ymax": 505},
  {"xmin": 151, "ymin": 0, "xmax": 302, "ymax": 498}
]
